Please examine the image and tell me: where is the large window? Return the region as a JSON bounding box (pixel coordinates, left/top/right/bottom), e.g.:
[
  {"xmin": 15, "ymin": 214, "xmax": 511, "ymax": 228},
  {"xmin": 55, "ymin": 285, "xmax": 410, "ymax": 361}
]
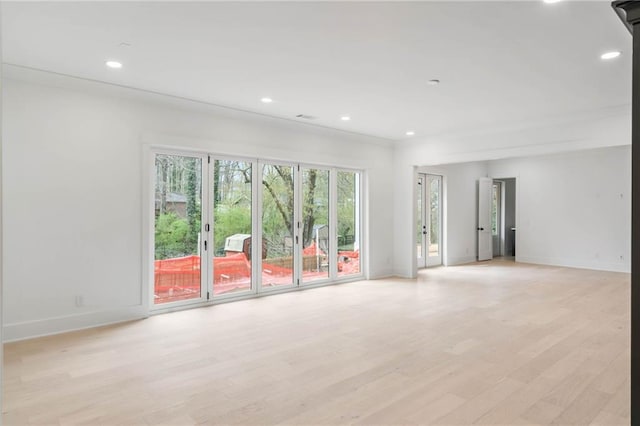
[{"xmin": 151, "ymin": 152, "xmax": 363, "ymax": 308}]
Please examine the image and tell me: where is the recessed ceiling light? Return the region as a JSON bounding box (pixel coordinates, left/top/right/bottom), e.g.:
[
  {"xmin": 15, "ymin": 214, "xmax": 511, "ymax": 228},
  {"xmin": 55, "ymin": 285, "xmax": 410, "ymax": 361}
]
[
  {"xmin": 261, "ymin": 97, "xmax": 273, "ymax": 103},
  {"xmin": 341, "ymin": 116, "xmax": 351, "ymax": 121},
  {"xmin": 427, "ymin": 79, "xmax": 440, "ymax": 86},
  {"xmin": 543, "ymin": 0, "xmax": 562, "ymax": 3},
  {"xmin": 406, "ymin": 131, "xmax": 415, "ymax": 136},
  {"xmin": 601, "ymin": 51, "xmax": 622, "ymax": 60},
  {"xmin": 105, "ymin": 60, "xmax": 123, "ymax": 69}
]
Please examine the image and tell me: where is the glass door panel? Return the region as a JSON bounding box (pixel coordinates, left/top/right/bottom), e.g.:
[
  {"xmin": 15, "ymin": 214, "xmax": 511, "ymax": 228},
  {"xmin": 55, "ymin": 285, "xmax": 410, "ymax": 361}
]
[
  {"xmin": 417, "ymin": 175, "xmax": 426, "ymax": 268},
  {"xmin": 426, "ymin": 174, "xmax": 442, "ymax": 267},
  {"xmin": 153, "ymin": 154, "xmax": 203, "ymax": 305},
  {"xmin": 301, "ymin": 168, "xmax": 330, "ymax": 283},
  {"xmin": 261, "ymin": 164, "xmax": 295, "ymax": 288},
  {"xmin": 491, "ymin": 181, "xmax": 502, "ymax": 256},
  {"xmin": 337, "ymin": 171, "xmax": 361, "ymax": 277},
  {"xmin": 212, "ymin": 159, "xmax": 253, "ymax": 296}
]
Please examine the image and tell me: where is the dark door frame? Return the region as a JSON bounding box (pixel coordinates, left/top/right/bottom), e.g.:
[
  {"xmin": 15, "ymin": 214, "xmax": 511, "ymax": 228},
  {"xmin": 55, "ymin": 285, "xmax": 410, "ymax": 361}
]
[{"xmin": 611, "ymin": 2, "xmax": 639, "ymax": 422}]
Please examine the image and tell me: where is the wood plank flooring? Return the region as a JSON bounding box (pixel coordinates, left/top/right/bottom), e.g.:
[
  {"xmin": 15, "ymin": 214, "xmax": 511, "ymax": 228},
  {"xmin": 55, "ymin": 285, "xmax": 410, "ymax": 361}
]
[{"xmin": 3, "ymin": 260, "xmax": 631, "ymax": 425}]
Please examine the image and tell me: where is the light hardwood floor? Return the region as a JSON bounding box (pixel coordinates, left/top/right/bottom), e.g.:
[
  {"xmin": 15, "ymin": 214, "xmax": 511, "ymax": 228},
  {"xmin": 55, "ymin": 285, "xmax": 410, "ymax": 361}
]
[{"xmin": 3, "ymin": 260, "xmax": 631, "ymax": 425}]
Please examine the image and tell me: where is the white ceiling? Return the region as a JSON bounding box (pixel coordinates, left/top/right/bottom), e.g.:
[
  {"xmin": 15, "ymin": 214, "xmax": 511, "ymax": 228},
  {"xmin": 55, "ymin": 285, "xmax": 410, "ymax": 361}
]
[{"xmin": 2, "ymin": 1, "xmax": 632, "ymax": 141}]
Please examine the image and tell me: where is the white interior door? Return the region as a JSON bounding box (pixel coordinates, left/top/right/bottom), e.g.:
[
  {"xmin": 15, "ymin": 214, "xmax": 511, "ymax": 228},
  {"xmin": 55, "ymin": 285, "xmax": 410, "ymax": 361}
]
[{"xmin": 478, "ymin": 177, "xmax": 493, "ymax": 261}]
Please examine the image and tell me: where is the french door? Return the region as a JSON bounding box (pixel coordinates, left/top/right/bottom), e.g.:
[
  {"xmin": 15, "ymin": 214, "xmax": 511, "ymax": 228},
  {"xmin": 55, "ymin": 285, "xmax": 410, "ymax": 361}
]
[
  {"xmin": 152, "ymin": 152, "xmax": 361, "ymax": 308},
  {"xmin": 153, "ymin": 153, "xmax": 207, "ymax": 305},
  {"xmin": 417, "ymin": 173, "xmax": 443, "ymax": 268}
]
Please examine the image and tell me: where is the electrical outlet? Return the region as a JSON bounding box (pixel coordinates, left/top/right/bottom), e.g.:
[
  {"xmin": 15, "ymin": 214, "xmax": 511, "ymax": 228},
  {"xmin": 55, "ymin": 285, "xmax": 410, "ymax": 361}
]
[{"xmin": 75, "ymin": 295, "xmax": 84, "ymax": 307}]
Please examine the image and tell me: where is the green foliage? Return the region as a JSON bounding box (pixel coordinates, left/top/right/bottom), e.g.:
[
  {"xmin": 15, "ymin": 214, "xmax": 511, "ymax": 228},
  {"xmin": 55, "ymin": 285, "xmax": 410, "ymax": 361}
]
[
  {"xmin": 337, "ymin": 171, "xmax": 356, "ymax": 250},
  {"xmin": 302, "ymin": 169, "xmax": 330, "ymax": 247},
  {"xmin": 262, "ymin": 165, "xmax": 295, "ymax": 257},
  {"xmin": 430, "ymin": 183, "xmax": 439, "ymax": 243},
  {"xmin": 185, "ymin": 159, "xmax": 200, "ymax": 248},
  {"xmin": 155, "ymin": 155, "xmax": 361, "ymax": 259},
  {"xmin": 214, "ymin": 204, "xmax": 252, "ymax": 253},
  {"xmin": 154, "ymin": 155, "xmax": 202, "ymax": 259},
  {"xmin": 155, "ymin": 213, "xmax": 195, "ymax": 259},
  {"xmin": 213, "ymin": 160, "xmax": 253, "ymax": 255}
]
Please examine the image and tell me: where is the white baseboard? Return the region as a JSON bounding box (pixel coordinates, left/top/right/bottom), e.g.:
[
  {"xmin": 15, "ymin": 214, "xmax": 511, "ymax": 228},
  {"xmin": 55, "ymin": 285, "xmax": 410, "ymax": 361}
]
[
  {"xmin": 369, "ymin": 269, "xmax": 394, "ymax": 279},
  {"xmin": 517, "ymin": 256, "xmax": 630, "ymax": 274},
  {"xmin": 391, "ymin": 268, "xmax": 413, "ymax": 278},
  {"xmin": 445, "ymin": 256, "xmax": 477, "ymax": 266},
  {"xmin": 3, "ymin": 305, "xmax": 149, "ymax": 342}
]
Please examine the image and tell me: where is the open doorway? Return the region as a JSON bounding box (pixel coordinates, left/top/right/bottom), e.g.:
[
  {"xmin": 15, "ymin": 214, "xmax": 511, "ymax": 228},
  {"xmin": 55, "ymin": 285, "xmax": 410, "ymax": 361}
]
[
  {"xmin": 493, "ymin": 177, "xmax": 516, "ymax": 259},
  {"xmin": 478, "ymin": 176, "xmax": 516, "ymax": 261}
]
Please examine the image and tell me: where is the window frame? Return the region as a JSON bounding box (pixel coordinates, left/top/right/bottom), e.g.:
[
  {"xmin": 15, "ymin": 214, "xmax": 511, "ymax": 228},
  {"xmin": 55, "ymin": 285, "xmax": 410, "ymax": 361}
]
[{"xmin": 145, "ymin": 146, "xmax": 365, "ymax": 314}]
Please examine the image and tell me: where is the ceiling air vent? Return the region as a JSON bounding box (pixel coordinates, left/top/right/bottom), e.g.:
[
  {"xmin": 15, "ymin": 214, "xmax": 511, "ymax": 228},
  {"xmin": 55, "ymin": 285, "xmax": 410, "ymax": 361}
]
[{"xmin": 295, "ymin": 114, "xmax": 317, "ymax": 120}]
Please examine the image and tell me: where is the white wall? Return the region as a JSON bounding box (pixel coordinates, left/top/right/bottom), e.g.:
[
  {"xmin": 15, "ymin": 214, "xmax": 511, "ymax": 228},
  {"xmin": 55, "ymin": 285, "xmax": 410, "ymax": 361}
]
[
  {"xmin": 394, "ymin": 104, "xmax": 630, "ymax": 278},
  {"xmin": 408, "ymin": 147, "xmax": 631, "ymax": 277},
  {"xmin": 488, "ymin": 146, "xmax": 631, "ymax": 273},
  {"xmin": 2, "ymin": 68, "xmax": 395, "ymax": 341}
]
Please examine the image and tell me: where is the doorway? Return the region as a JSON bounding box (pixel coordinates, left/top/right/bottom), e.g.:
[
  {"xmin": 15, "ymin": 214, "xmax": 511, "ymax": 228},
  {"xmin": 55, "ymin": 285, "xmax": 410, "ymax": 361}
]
[
  {"xmin": 499, "ymin": 177, "xmax": 517, "ymax": 259},
  {"xmin": 478, "ymin": 177, "xmax": 516, "ymax": 261},
  {"xmin": 417, "ymin": 173, "xmax": 443, "ymax": 268}
]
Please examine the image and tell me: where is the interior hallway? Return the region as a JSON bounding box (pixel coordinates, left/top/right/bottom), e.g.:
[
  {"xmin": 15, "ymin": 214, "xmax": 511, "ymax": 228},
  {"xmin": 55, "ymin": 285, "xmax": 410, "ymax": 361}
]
[{"xmin": 3, "ymin": 261, "xmax": 630, "ymax": 425}]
